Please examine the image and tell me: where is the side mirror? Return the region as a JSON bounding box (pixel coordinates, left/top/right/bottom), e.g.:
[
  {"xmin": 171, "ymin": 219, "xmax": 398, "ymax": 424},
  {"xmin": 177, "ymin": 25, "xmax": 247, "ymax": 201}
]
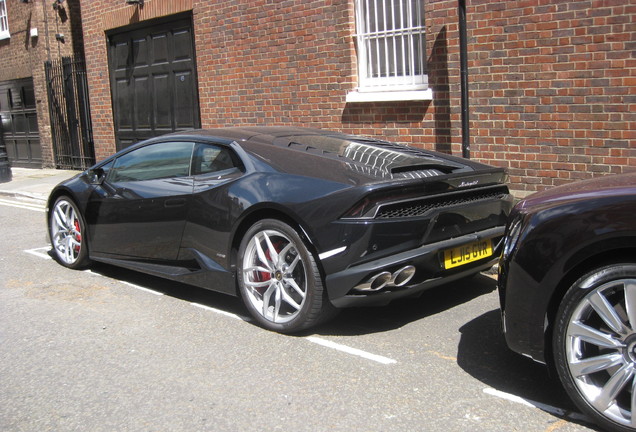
[{"xmin": 86, "ymin": 168, "xmax": 106, "ymax": 185}]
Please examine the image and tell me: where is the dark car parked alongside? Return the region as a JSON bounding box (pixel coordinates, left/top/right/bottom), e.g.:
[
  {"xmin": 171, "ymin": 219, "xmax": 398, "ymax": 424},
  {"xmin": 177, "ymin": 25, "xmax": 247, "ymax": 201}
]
[
  {"xmin": 498, "ymin": 173, "xmax": 636, "ymax": 432},
  {"xmin": 48, "ymin": 127, "xmax": 513, "ymax": 333}
]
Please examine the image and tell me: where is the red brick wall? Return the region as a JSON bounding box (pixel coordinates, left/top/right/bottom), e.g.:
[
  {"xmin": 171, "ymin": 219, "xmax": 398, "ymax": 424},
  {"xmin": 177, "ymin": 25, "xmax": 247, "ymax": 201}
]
[
  {"xmin": 468, "ymin": 0, "xmax": 635, "ymax": 195},
  {"xmin": 195, "ymin": 0, "xmax": 355, "ymax": 128},
  {"xmin": 79, "ymin": 0, "xmax": 635, "ymax": 195},
  {"xmin": 193, "ymin": 0, "xmax": 457, "ymax": 152}
]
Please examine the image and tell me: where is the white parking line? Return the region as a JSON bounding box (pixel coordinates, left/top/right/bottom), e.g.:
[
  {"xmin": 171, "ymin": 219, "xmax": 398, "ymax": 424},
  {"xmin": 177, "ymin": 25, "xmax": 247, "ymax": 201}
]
[
  {"xmin": 24, "ymin": 249, "xmax": 165, "ymax": 296},
  {"xmin": 0, "ymin": 198, "xmax": 45, "ymax": 212},
  {"xmin": 117, "ymin": 280, "xmax": 164, "ymax": 296},
  {"xmin": 191, "ymin": 302, "xmax": 251, "ymax": 321},
  {"xmin": 24, "ymin": 247, "xmax": 52, "ymax": 260},
  {"xmin": 306, "ymin": 336, "xmax": 397, "ymax": 365},
  {"xmin": 483, "ymin": 387, "xmax": 588, "ymax": 422}
]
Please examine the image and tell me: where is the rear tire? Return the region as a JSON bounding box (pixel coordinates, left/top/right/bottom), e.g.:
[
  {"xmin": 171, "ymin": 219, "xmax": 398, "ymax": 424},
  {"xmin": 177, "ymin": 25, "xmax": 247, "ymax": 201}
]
[
  {"xmin": 237, "ymin": 219, "xmax": 334, "ymax": 333},
  {"xmin": 553, "ymin": 264, "xmax": 636, "ymax": 432}
]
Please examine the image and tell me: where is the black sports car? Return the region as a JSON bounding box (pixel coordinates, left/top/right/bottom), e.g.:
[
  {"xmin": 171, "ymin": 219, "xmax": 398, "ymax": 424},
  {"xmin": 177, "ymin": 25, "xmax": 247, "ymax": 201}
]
[
  {"xmin": 48, "ymin": 127, "xmax": 512, "ymax": 333},
  {"xmin": 498, "ymin": 173, "xmax": 636, "ymax": 432}
]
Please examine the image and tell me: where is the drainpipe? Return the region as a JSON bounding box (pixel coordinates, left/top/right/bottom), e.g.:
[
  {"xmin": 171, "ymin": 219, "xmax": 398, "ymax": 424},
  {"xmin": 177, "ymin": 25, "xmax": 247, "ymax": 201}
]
[
  {"xmin": 43, "ymin": 0, "xmax": 52, "ymax": 63},
  {"xmin": 459, "ymin": 0, "xmax": 470, "ymax": 159}
]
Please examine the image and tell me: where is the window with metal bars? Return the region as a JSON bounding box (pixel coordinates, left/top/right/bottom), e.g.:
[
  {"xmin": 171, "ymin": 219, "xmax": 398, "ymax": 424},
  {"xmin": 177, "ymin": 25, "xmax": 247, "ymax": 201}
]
[
  {"xmin": 353, "ymin": 0, "xmax": 427, "ymax": 93},
  {"xmin": 0, "ymin": 0, "xmax": 8, "ymax": 40}
]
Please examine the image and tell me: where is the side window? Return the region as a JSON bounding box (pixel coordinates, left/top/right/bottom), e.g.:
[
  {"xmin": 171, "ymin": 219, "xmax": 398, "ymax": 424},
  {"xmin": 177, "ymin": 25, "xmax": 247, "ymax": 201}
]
[
  {"xmin": 192, "ymin": 144, "xmax": 238, "ymax": 176},
  {"xmin": 108, "ymin": 142, "xmax": 194, "ymax": 183}
]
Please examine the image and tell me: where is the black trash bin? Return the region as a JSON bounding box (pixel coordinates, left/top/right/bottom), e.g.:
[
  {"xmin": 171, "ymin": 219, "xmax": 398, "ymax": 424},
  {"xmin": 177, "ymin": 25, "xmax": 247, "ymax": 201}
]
[{"xmin": 0, "ymin": 152, "xmax": 12, "ymax": 183}]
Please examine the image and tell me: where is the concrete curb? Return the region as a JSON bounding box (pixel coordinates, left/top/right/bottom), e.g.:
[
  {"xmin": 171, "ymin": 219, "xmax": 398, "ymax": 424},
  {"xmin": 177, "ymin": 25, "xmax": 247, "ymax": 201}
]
[
  {"xmin": 0, "ymin": 168, "xmax": 79, "ymax": 204},
  {"xmin": 0, "ymin": 189, "xmax": 48, "ymax": 203}
]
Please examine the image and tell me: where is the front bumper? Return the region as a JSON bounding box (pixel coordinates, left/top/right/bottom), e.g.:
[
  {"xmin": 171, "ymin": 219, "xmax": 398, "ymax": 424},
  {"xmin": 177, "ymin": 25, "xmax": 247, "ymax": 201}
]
[
  {"xmin": 497, "ymin": 257, "xmax": 550, "ymax": 364},
  {"xmin": 325, "ymin": 226, "xmax": 505, "ymax": 308}
]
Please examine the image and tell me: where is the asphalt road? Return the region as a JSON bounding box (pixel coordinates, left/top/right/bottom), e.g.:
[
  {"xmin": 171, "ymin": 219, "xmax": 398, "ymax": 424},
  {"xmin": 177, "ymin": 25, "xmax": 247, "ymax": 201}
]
[{"xmin": 0, "ymin": 197, "xmax": 598, "ymax": 432}]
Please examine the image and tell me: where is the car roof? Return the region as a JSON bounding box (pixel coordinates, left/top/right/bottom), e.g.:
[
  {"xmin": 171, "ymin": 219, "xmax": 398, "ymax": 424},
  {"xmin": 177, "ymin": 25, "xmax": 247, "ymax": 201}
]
[
  {"xmin": 163, "ymin": 126, "xmax": 330, "ymax": 143},
  {"xmin": 98, "ymin": 127, "xmax": 502, "ymax": 187}
]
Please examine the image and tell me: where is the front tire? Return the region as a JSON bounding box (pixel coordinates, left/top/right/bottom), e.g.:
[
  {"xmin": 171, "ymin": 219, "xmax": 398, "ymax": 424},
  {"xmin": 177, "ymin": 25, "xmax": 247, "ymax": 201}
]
[
  {"xmin": 553, "ymin": 264, "xmax": 636, "ymax": 432},
  {"xmin": 237, "ymin": 219, "xmax": 332, "ymax": 333},
  {"xmin": 49, "ymin": 196, "xmax": 90, "ymax": 269}
]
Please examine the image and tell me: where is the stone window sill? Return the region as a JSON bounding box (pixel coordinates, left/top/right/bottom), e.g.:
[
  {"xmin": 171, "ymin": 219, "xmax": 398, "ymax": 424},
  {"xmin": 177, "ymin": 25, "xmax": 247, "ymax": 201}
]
[{"xmin": 345, "ymin": 88, "xmax": 432, "ymax": 103}]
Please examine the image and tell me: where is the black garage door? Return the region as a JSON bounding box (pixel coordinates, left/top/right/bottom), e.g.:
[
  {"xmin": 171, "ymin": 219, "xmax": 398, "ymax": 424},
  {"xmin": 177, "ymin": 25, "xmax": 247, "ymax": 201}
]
[
  {"xmin": 108, "ymin": 14, "xmax": 201, "ymax": 151},
  {"xmin": 0, "ymin": 78, "xmax": 42, "ymax": 168}
]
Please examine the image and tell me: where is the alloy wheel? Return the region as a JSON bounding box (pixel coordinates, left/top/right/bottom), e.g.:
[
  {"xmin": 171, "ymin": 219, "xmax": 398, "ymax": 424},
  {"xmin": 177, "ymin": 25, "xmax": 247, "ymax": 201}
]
[
  {"xmin": 565, "ymin": 277, "xmax": 636, "ymax": 428},
  {"xmin": 50, "ymin": 198, "xmax": 84, "ymax": 266},
  {"xmin": 241, "ymin": 228, "xmax": 308, "ymax": 324}
]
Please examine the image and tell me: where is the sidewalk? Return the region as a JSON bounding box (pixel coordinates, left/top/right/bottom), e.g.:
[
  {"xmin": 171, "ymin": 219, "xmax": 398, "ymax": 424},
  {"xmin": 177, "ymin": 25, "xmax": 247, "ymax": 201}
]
[{"xmin": 0, "ymin": 167, "xmax": 80, "ymax": 202}]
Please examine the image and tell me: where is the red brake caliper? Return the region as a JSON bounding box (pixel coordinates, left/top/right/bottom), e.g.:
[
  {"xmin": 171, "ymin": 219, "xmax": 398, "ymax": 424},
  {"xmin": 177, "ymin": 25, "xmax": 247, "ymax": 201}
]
[
  {"xmin": 73, "ymin": 219, "xmax": 82, "ymax": 252},
  {"xmin": 253, "ymin": 239, "xmax": 283, "ymax": 294}
]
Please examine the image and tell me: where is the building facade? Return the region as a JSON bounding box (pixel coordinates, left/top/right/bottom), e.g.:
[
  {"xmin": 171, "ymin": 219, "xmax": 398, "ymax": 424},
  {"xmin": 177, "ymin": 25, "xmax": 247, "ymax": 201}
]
[
  {"xmin": 0, "ymin": 0, "xmax": 85, "ymax": 168},
  {"xmin": 5, "ymin": 0, "xmax": 635, "ymax": 196}
]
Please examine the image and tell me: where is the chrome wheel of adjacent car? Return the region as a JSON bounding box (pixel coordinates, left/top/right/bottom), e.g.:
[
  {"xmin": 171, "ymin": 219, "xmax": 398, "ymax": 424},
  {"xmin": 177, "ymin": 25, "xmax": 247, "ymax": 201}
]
[
  {"xmin": 49, "ymin": 196, "xmax": 89, "ymax": 269},
  {"xmin": 554, "ymin": 264, "xmax": 636, "ymax": 432},
  {"xmin": 238, "ymin": 219, "xmax": 331, "ymax": 333}
]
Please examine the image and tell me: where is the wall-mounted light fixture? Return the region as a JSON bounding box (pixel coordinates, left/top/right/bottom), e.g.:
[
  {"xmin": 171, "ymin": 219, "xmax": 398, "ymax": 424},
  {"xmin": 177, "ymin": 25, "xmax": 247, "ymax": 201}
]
[{"xmin": 126, "ymin": 0, "xmax": 144, "ymax": 5}]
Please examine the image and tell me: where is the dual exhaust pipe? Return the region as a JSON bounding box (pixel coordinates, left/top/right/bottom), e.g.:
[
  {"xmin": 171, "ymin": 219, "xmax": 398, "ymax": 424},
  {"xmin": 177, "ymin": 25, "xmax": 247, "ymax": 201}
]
[{"xmin": 355, "ymin": 265, "xmax": 416, "ymax": 292}]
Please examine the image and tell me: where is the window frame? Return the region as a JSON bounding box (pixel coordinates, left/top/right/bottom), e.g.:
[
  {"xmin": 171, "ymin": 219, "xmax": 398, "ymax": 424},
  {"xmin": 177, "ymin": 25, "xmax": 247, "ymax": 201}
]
[
  {"xmin": 0, "ymin": 0, "xmax": 9, "ymax": 40},
  {"xmin": 348, "ymin": 0, "xmax": 431, "ymax": 102},
  {"xmin": 191, "ymin": 143, "xmax": 240, "ymax": 177}
]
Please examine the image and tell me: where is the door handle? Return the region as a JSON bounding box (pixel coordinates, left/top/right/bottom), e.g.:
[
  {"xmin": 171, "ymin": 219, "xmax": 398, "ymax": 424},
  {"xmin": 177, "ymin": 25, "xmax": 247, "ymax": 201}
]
[{"xmin": 164, "ymin": 198, "xmax": 186, "ymax": 208}]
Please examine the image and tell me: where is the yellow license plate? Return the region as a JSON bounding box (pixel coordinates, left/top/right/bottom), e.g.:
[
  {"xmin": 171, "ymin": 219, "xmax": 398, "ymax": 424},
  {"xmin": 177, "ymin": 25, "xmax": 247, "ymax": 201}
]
[{"xmin": 443, "ymin": 239, "xmax": 493, "ymax": 269}]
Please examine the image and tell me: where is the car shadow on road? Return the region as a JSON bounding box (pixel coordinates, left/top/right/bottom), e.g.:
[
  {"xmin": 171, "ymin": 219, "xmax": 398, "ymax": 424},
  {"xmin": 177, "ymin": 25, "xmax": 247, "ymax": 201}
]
[
  {"xmin": 311, "ymin": 271, "xmax": 599, "ymax": 429},
  {"xmin": 86, "ymin": 261, "xmax": 249, "ymax": 317},
  {"xmin": 86, "ymin": 259, "xmax": 501, "ymax": 336},
  {"xmin": 313, "ymin": 274, "xmax": 498, "ymax": 336},
  {"xmin": 457, "ymin": 309, "xmax": 599, "ymax": 430}
]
